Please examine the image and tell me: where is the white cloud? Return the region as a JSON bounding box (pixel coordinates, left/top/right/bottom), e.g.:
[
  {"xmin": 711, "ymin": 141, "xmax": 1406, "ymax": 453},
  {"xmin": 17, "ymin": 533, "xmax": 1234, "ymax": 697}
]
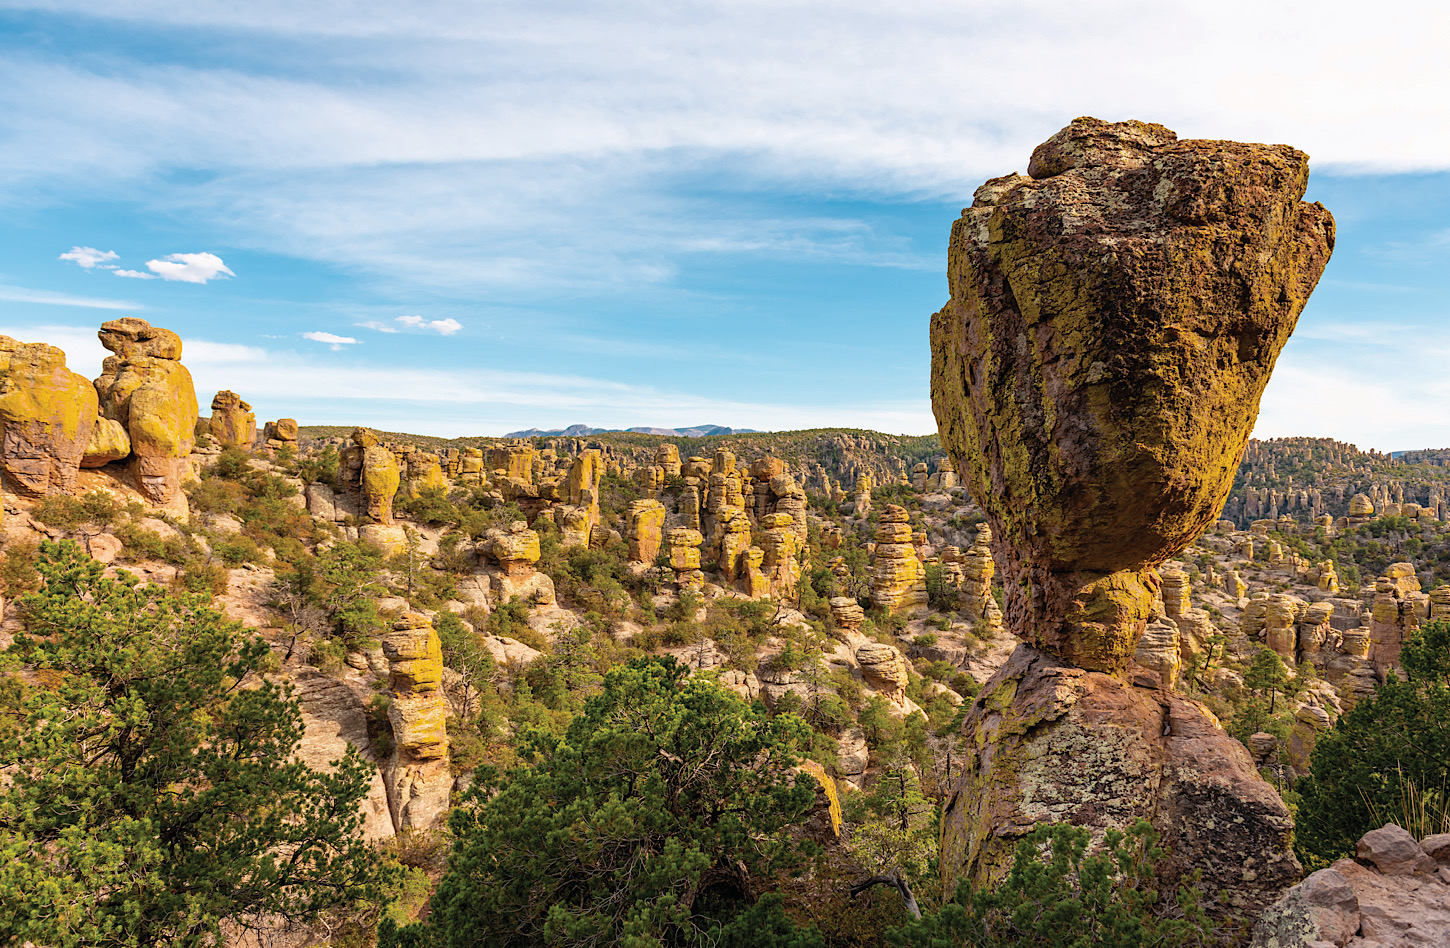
[
  {"xmin": 113, "ymin": 269, "xmax": 157, "ymax": 280},
  {"xmin": 395, "ymin": 315, "xmax": 462, "ymax": 335},
  {"xmin": 354, "ymin": 320, "xmax": 400, "ymax": 333},
  {"xmin": 301, "ymin": 330, "xmax": 360, "ymax": 351},
  {"xmin": 140, "ymin": 252, "xmax": 235, "ymax": 284},
  {"xmin": 0, "ymin": 284, "xmax": 143, "ymax": 311},
  {"xmin": 58, "ymin": 246, "xmax": 119, "ymax": 269}
]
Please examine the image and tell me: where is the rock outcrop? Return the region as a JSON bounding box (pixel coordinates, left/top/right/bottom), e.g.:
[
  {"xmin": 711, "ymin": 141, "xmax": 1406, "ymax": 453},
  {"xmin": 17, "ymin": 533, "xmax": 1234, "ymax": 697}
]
[
  {"xmin": 1251, "ymin": 824, "xmax": 1450, "ymax": 947},
  {"xmin": 626, "ymin": 499, "xmax": 667, "ymax": 564},
  {"xmin": 931, "ymin": 118, "xmax": 1333, "ymax": 916},
  {"xmin": 941, "ymin": 647, "xmax": 1300, "ymax": 917},
  {"xmin": 380, "ymin": 614, "xmax": 451, "ymax": 832},
  {"xmin": 93, "ymin": 318, "xmax": 200, "ymax": 505},
  {"xmin": 208, "ymin": 390, "xmax": 256, "ymax": 449},
  {"xmin": 0, "ymin": 338, "xmax": 99, "ymax": 496}
]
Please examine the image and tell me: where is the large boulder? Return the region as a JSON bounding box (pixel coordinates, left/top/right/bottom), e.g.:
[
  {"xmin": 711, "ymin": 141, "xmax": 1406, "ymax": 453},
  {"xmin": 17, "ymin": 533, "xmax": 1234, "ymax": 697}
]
[
  {"xmin": 942, "ymin": 646, "xmax": 1300, "ymax": 918},
  {"xmin": 930, "ymin": 117, "xmax": 1334, "ymax": 671},
  {"xmin": 0, "ymin": 339, "xmax": 99, "ymax": 496},
  {"xmin": 1251, "ymin": 824, "xmax": 1450, "ymax": 947}
]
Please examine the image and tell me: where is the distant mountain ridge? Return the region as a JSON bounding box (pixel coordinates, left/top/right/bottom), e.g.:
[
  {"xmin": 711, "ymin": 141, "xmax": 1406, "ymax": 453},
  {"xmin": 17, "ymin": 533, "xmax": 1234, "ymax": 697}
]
[{"xmin": 502, "ymin": 423, "xmax": 757, "ymax": 438}]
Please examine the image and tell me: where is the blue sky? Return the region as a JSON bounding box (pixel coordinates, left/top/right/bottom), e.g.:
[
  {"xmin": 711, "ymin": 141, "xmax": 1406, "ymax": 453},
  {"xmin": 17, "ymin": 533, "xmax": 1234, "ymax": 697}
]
[{"xmin": 1, "ymin": 1, "xmax": 1447, "ymax": 449}]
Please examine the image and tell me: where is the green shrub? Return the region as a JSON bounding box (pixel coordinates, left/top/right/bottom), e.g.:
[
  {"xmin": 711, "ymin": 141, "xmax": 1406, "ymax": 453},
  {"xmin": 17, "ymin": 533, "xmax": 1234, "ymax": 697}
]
[
  {"xmin": 892, "ymin": 820, "xmax": 1218, "ymax": 947},
  {"xmin": 29, "ymin": 496, "xmax": 87, "ymax": 530}
]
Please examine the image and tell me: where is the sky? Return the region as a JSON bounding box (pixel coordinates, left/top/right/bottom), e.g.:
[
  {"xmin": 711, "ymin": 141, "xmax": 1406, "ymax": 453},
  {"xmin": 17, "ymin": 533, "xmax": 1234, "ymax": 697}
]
[{"xmin": 1, "ymin": 1, "xmax": 1448, "ymax": 450}]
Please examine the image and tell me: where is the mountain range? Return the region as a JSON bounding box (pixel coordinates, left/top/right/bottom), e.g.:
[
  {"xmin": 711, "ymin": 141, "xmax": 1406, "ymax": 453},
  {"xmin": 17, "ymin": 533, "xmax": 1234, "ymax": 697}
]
[{"xmin": 502, "ymin": 424, "xmax": 758, "ymax": 438}]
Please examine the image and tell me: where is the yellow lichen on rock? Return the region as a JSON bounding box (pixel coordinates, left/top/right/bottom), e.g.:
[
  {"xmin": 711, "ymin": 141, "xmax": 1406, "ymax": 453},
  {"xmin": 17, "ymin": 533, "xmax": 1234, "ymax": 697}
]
[
  {"xmin": 0, "ymin": 342, "xmax": 100, "ymax": 496},
  {"xmin": 208, "ymin": 390, "xmax": 256, "ymax": 449},
  {"xmin": 929, "ymin": 117, "xmax": 1334, "ymax": 672},
  {"xmin": 94, "ymin": 319, "xmax": 200, "ymax": 504}
]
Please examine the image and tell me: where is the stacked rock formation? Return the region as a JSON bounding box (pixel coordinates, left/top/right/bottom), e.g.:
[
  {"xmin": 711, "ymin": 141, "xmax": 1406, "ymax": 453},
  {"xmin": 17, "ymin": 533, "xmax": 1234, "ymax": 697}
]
[
  {"xmin": 1368, "ymin": 563, "xmax": 1428, "ymax": 679},
  {"xmin": 932, "ymin": 118, "xmax": 1333, "ymax": 916},
  {"xmin": 91, "ymin": 318, "xmax": 201, "ymax": 504},
  {"xmin": 830, "ymin": 596, "xmax": 866, "ymax": 634},
  {"xmin": 482, "ymin": 520, "xmax": 555, "ymax": 606},
  {"xmin": 957, "ymin": 523, "xmax": 1002, "ymax": 634},
  {"xmin": 208, "ymin": 390, "xmax": 255, "ymax": 449},
  {"xmin": 851, "ymin": 472, "xmax": 874, "ymax": 519},
  {"xmin": 0, "ymin": 337, "xmax": 99, "ymax": 496},
  {"xmin": 263, "ymin": 418, "xmax": 299, "ymax": 447},
  {"xmin": 380, "ymin": 614, "xmax": 452, "ymax": 831},
  {"xmin": 869, "ymin": 504, "xmax": 928, "ymax": 615},
  {"xmin": 668, "ymin": 528, "xmax": 705, "ymax": 591},
  {"xmin": 758, "ymin": 513, "xmax": 799, "ymax": 599}
]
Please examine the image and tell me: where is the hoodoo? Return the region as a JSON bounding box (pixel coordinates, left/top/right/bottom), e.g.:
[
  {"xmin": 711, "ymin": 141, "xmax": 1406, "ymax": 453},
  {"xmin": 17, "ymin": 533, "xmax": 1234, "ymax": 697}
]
[{"xmin": 932, "ymin": 118, "xmax": 1335, "ymax": 916}]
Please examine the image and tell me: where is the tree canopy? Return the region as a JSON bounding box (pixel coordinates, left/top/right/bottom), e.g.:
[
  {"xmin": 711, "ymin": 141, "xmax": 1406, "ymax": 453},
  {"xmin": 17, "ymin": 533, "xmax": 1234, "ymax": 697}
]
[
  {"xmin": 386, "ymin": 655, "xmax": 823, "ymax": 948},
  {"xmin": 0, "ymin": 540, "xmax": 389, "ymax": 947}
]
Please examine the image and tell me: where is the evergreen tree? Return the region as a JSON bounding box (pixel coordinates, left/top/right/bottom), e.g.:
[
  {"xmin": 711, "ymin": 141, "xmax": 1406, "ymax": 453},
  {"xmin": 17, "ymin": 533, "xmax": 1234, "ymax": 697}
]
[
  {"xmin": 386, "ymin": 656, "xmax": 821, "ymax": 947},
  {"xmin": 1296, "ymin": 620, "xmax": 1450, "ymax": 865},
  {"xmin": 0, "ymin": 541, "xmax": 390, "ymax": 947}
]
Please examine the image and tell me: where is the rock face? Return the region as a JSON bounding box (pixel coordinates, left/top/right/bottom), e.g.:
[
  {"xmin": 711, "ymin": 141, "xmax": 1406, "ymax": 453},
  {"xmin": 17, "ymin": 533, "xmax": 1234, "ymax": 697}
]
[
  {"xmin": 208, "ymin": 390, "xmax": 256, "ymax": 449},
  {"xmin": 1251, "ymin": 824, "xmax": 1450, "ymax": 948},
  {"xmin": 380, "ymin": 614, "xmax": 451, "ymax": 832},
  {"xmin": 930, "ymin": 117, "xmax": 1334, "ymax": 672},
  {"xmin": 93, "ymin": 318, "xmax": 200, "ymax": 505},
  {"xmin": 932, "ymin": 119, "xmax": 1332, "ymax": 917},
  {"xmin": 0, "ymin": 339, "xmax": 99, "ymax": 496},
  {"xmin": 941, "ymin": 646, "xmax": 1300, "ymax": 918}
]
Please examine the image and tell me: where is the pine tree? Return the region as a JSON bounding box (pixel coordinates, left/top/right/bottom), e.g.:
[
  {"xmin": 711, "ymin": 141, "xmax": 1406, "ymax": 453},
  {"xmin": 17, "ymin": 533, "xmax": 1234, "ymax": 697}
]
[{"xmin": 0, "ymin": 541, "xmax": 390, "ymax": 947}]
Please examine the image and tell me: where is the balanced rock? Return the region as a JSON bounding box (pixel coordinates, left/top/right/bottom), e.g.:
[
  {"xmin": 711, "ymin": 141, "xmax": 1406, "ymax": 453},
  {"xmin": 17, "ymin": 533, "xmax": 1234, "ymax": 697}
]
[
  {"xmin": 930, "ymin": 117, "xmax": 1334, "ymax": 672},
  {"xmin": 932, "ymin": 119, "xmax": 1331, "ymax": 917},
  {"xmin": 208, "ymin": 390, "xmax": 255, "ymax": 449},
  {"xmin": 263, "ymin": 418, "xmax": 299, "ymax": 442},
  {"xmin": 0, "ymin": 339, "xmax": 99, "ymax": 495}
]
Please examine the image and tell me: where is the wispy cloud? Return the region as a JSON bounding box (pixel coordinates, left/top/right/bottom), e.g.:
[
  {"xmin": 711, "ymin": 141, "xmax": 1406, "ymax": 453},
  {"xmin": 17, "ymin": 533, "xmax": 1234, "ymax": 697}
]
[
  {"xmin": 395, "ymin": 315, "xmax": 462, "ymax": 335},
  {"xmin": 354, "ymin": 320, "xmax": 400, "ymax": 333},
  {"xmin": 301, "ymin": 331, "xmax": 360, "ymax": 351},
  {"xmin": 0, "ymin": 284, "xmax": 142, "ymax": 311},
  {"xmin": 59, "ymin": 246, "xmax": 119, "ymax": 269}
]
